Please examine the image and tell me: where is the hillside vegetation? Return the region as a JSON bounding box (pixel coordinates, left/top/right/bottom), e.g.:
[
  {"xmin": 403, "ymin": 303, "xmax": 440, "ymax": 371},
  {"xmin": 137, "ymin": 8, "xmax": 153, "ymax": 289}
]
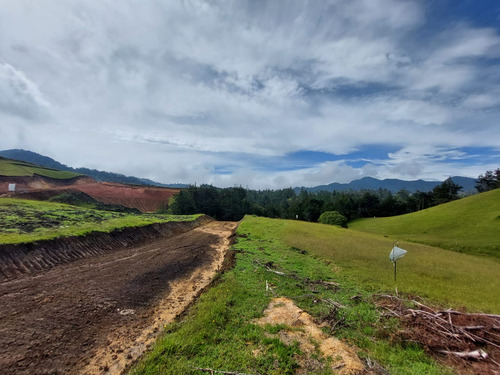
[
  {"xmin": 132, "ymin": 215, "xmax": 452, "ymax": 375},
  {"xmin": 0, "ymin": 157, "xmax": 81, "ymax": 179},
  {"xmin": 279, "ymin": 217, "xmax": 499, "ymax": 313},
  {"xmin": 0, "ymin": 198, "xmax": 200, "ymax": 245},
  {"xmin": 349, "ymin": 189, "xmax": 500, "ymax": 258}
]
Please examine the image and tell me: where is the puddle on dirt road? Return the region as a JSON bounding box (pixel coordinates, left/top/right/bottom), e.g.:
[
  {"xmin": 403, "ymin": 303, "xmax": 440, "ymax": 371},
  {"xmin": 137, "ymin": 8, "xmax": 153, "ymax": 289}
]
[{"xmin": 255, "ymin": 297, "xmax": 364, "ymax": 375}]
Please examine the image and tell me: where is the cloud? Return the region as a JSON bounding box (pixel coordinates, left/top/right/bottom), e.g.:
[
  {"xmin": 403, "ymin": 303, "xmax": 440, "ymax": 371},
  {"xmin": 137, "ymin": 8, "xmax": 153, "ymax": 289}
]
[
  {"xmin": 0, "ymin": 0, "xmax": 499, "ymax": 189},
  {"xmin": 0, "ymin": 63, "xmax": 50, "ymax": 120}
]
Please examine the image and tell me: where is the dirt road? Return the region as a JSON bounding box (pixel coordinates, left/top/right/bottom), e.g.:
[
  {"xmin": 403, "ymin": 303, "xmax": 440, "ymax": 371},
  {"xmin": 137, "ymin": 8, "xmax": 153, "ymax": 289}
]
[{"xmin": 0, "ymin": 221, "xmax": 237, "ymax": 375}]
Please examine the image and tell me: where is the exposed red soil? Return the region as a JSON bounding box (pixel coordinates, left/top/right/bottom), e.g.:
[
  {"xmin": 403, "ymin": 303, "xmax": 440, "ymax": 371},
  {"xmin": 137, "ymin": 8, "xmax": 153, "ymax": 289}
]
[
  {"xmin": 0, "ymin": 175, "xmax": 180, "ymax": 212},
  {"xmin": 0, "ymin": 220, "xmax": 237, "ymax": 375},
  {"xmin": 0, "ymin": 174, "xmax": 91, "ymax": 192}
]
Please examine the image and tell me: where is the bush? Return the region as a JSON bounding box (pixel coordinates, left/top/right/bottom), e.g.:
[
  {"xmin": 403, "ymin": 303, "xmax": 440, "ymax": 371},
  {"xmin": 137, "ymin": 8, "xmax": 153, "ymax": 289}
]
[{"xmin": 318, "ymin": 211, "xmax": 348, "ymax": 228}]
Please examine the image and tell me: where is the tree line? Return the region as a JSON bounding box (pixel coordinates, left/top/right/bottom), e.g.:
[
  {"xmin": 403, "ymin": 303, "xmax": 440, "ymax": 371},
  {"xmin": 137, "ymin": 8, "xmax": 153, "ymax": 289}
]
[{"xmin": 168, "ymin": 170, "xmax": 499, "ymax": 222}]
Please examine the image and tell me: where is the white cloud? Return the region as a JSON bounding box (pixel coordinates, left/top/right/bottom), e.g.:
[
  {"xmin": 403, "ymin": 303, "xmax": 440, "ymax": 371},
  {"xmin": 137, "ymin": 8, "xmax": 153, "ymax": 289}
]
[
  {"xmin": 0, "ymin": 0, "xmax": 499, "ymax": 189},
  {"xmin": 0, "ymin": 62, "xmax": 50, "ymax": 120}
]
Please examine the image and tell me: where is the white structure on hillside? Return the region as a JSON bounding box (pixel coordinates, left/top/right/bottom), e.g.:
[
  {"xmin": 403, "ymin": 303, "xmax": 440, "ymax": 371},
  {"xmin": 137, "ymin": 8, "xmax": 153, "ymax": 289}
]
[{"xmin": 8, "ymin": 183, "xmax": 16, "ymax": 192}]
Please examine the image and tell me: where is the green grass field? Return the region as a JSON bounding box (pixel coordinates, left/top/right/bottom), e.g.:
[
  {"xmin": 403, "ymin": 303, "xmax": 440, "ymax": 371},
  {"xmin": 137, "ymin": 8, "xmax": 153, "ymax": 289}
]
[
  {"xmin": 278, "ymin": 217, "xmax": 499, "ymax": 313},
  {"xmin": 132, "ymin": 215, "xmax": 451, "ymax": 375},
  {"xmin": 350, "ymin": 189, "xmax": 500, "ymax": 258},
  {"xmin": 0, "ymin": 198, "xmax": 200, "ymax": 245},
  {"xmin": 0, "ymin": 157, "xmax": 81, "ymax": 179}
]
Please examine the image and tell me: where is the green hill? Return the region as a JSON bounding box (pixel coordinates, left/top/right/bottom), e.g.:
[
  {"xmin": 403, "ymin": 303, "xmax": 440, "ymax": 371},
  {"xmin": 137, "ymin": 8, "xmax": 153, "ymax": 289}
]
[
  {"xmin": 349, "ymin": 189, "xmax": 500, "ymax": 258},
  {"xmin": 133, "ymin": 215, "xmax": 498, "ymax": 375},
  {"xmin": 0, "ymin": 156, "xmax": 81, "ymax": 179}
]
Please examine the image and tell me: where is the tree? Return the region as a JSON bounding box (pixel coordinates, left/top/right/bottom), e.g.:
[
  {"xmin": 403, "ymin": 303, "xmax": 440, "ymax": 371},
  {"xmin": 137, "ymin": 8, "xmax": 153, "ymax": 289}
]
[
  {"xmin": 318, "ymin": 211, "xmax": 348, "ymax": 228},
  {"xmin": 169, "ymin": 188, "xmax": 197, "ymax": 214},
  {"xmin": 378, "ymin": 192, "xmax": 403, "ymax": 217},
  {"xmin": 432, "ymin": 178, "xmax": 462, "ymax": 205},
  {"xmin": 476, "ymin": 169, "xmax": 500, "ymax": 192},
  {"xmin": 304, "ymin": 198, "xmax": 323, "ymax": 222},
  {"xmin": 358, "ymin": 192, "xmax": 380, "ymax": 217}
]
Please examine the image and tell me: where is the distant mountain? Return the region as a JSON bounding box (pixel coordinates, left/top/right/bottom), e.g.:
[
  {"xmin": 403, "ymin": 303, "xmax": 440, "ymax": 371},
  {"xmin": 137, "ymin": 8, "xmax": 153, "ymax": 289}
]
[
  {"xmin": 0, "ymin": 149, "xmax": 188, "ymax": 188},
  {"xmin": 296, "ymin": 176, "xmax": 477, "ymax": 194}
]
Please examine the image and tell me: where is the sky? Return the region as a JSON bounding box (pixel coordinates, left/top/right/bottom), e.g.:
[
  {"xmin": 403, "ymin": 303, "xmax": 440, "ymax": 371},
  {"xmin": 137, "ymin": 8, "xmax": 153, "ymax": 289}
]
[{"xmin": 0, "ymin": 0, "xmax": 499, "ymax": 189}]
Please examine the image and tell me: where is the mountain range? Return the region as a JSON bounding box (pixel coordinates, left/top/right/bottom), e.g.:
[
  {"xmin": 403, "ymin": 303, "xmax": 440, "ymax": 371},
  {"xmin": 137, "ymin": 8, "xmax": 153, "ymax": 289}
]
[
  {"xmin": 0, "ymin": 149, "xmax": 477, "ymax": 193},
  {"xmin": 296, "ymin": 176, "xmax": 477, "ymax": 194}
]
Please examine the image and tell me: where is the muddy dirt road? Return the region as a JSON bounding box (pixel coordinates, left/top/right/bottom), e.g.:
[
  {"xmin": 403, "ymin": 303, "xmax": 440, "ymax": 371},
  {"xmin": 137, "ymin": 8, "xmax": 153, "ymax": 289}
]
[{"xmin": 0, "ymin": 221, "xmax": 237, "ymax": 375}]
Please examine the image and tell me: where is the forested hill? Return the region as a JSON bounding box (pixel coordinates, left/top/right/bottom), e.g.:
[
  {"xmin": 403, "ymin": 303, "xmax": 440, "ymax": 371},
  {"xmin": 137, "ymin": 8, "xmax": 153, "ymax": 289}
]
[
  {"xmin": 296, "ymin": 176, "xmax": 476, "ymax": 193},
  {"xmin": 0, "ymin": 149, "xmax": 187, "ymax": 188}
]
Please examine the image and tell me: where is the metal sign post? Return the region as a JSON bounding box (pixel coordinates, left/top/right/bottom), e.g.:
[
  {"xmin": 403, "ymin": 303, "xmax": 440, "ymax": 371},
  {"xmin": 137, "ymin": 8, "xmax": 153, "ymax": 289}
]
[{"xmin": 389, "ymin": 241, "xmax": 407, "ymax": 282}]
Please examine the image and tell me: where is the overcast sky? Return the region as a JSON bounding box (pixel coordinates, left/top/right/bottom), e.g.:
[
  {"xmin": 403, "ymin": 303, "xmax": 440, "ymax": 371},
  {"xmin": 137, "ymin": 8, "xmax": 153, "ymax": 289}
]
[{"xmin": 1, "ymin": 0, "xmax": 499, "ymax": 188}]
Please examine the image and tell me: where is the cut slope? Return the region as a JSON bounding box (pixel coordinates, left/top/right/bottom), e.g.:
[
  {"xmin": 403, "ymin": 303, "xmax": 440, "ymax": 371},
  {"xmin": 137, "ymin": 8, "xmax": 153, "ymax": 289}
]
[
  {"xmin": 0, "ymin": 149, "xmax": 185, "ymax": 187},
  {"xmin": 350, "ymin": 189, "xmax": 500, "ymax": 258}
]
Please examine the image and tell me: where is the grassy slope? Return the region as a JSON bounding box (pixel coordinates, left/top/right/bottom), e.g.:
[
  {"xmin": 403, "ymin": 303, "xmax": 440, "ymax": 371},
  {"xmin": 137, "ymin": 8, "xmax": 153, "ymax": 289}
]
[
  {"xmin": 349, "ymin": 189, "xmax": 500, "ymax": 258},
  {"xmin": 132, "ymin": 216, "xmax": 450, "ymax": 375},
  {"xmin": 0, "ymin": 157, "xmax": 81, "ymax": 179},
  {"xmin": 281, "ymin": 218, "xmax": 500, "ymax": 313},
  {"xmin": 0, "ymin": 198, "xmax": 200, "ymax": 245}
]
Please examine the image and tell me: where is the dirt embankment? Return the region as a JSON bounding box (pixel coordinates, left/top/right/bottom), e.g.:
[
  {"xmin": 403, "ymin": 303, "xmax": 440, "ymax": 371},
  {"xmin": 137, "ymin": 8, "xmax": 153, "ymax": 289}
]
[
  {"xmin": 0, "ymin": 215, "xmax": 212, "ymax": 281},
  {"xmin": 0, "ymin": 175, "xmax": 92, "ymax": 193},
  {"xmin": 0, "ymin": 220, "xmax": 237, "ymax": 375},
  {"xmin": 0, "ymin": 176, "xmax": 181, "ymax": 212}
]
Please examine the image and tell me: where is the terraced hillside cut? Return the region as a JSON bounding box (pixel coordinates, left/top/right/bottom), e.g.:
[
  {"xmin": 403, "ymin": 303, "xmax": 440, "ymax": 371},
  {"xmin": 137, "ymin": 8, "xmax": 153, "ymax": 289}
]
[{"xmin": 0, "ymin": 157, "xmax": 180, "ymax": 212}]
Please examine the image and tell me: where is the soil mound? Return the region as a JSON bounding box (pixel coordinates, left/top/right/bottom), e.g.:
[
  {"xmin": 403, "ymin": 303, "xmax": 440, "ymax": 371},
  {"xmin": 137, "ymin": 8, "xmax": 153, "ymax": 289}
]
[
  {"xmin": 255, "ymin": 297, "xmax": 365, "ymax": 374},
  {"xmin": 0, "ymin": 215, "xmax": 212, "ymax": 281}
]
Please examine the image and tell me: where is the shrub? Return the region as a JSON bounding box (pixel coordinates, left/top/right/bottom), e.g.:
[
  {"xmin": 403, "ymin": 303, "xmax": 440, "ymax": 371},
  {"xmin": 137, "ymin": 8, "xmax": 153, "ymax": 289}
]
[{"xmin": 318, "ymin": 211, "xmax": 348, "ymax": 228}]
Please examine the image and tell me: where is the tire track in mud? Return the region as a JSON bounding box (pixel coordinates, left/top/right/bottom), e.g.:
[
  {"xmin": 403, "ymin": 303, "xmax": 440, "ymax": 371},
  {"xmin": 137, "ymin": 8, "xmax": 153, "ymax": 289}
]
[{"xmin": 0, "ymin": 220, "xmax": 237, "ymax": 375}]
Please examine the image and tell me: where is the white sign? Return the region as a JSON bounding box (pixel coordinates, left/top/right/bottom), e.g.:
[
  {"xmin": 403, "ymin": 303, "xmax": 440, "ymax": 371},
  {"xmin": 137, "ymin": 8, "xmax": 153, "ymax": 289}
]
[
  {"xmin": 389, "ymin": 246, "xmax": 407, "ymax": 262},
  {"xmin": 8, "ymin": 183, "xmax": 16, "ymax": 192}
]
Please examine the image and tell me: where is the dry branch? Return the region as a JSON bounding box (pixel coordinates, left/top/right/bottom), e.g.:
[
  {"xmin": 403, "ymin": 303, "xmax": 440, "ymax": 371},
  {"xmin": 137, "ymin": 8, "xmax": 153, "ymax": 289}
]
[
  {"xmin": 193, "ymin": 367, "xmax": 259, "ymax": 375},
  {"xmin": 254, "ymin": 259, "xmax": 285, "ymax": 275},
  {"xmin": 375, "ymin": 294, "xmax": 500, "ymax": 361},
  {"xmin": 439, "ymin": 349, "xmax": 489, "ymax": 360},
  {"xmin": 323, "ymin": 298, "xmax": 346, "ymax": 309}
]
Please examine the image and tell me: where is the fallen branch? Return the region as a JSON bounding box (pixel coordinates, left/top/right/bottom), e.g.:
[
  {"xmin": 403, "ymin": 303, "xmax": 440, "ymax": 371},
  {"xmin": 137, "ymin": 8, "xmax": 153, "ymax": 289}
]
[
  {"xmin": 332, "ymin": 362, "xmax": 345, "ymax": 370},
  {"xmin": 254, "ymin": 259, "xmax": 285, "ymax": 275},
  {"xmin": 441, "ymin": 310, "xmax": 500, "ymax": 320},
  {"xmin": 330, "ymin": 316, "xmax": 346, "ymax": 333},
  {"xmin": 323, "ymin": 298, "xmax": 346, "ymax": 309},
  {"xmin": 439, "ymin": 349, "xmax": 488, "ymax": 360},
  {"xmin": 375, "ymin": 294, "xmax": 500, "ymax": 359},
  {"xmin": 193, "ymin": 367, "xmax": 259, "ymax": 375}
]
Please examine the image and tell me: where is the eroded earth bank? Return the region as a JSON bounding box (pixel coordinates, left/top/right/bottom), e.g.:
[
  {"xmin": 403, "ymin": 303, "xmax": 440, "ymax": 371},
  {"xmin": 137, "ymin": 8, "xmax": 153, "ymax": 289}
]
[{"xmin": 0, "ymin": 219, "xmax": 237, "ymax": 375}]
